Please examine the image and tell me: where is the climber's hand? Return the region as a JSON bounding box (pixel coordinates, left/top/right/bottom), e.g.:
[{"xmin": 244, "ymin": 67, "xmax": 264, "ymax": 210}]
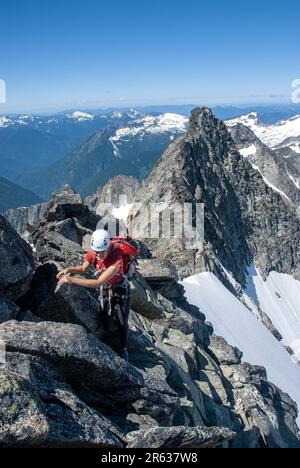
[
  {"xmin": 58, "ymin": 274, "xmax": 73, "ymax": 285},
  {"xmin": 57, "ymin": 269, "xmax": 69, "ymax": 280}
]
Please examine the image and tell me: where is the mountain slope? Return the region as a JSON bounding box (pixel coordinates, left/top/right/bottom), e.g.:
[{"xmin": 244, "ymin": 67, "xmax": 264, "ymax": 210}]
[
  {"xmin": 0, "ymin": 188, "xmax": 298, "ymax": 447},
  {"xmin": 0, "ymin": 110, "xmax": 144, "ymax": 183},
  {"xmin": 131, "ymin": 108, "xmax": 300, "ymax": 284},
  {"xmin": 19, "ymin": 114, "xmax": 188, "ymax": 199},
  {"xmin": 130, "ymin": 107, "xmax": 300, "ymax": 358},
  {"xmin": 226, "ymin": 112, "xmax": 300, "ymax": 152},
  {"xmin": 86, "ymin": 175, "xmax": 140, "ymax": 210},
  {"xmin": 0, "ymin": 126, "xmax": 76, "ymax": 181},
  {"xmin": 229, "ymin": 123, "xmax": 300, "ymax": 212},
  {"xmin": 182, "ymin": 271, "xmax": 300, "ymax": 425},
  {"xmin": 0, "ymin": 176, "xmax": 42, "ymax": 213}
]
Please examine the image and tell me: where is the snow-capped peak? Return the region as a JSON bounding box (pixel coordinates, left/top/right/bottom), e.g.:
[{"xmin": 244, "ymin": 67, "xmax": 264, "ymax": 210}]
[
  {"xmin": 128, "ymin": 108, "xmax": 139, "ymax": 116},
  {"xmin": 0, "ymin": 116, "xmax": 12, "ymax": 127},
  {"xmin": 111, "ymin": 113, "xmax": 188, "ymax": 141},
  {"xmin": 226, "ymin": 111, "xmax": 261, "ymax": 128},
  {"xmin": 110, "ymin": 111, "xmax": 124, "ymax": 119},
  {"xmin": 156, "ymin": 113, "xmax": 189, "ymax": 131},
  {"xmin": 66, "ymin": 111, "xmax": 94, "ymax": 121},
  {"xmin": 226, "ymin": 113, "xmax": 300, "ymax": 151}
]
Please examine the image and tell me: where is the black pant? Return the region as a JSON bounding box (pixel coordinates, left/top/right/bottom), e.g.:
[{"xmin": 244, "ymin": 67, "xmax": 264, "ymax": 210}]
[{"xmin": 99, "ymin": 280, "xmax": 131, "ymax": 350}]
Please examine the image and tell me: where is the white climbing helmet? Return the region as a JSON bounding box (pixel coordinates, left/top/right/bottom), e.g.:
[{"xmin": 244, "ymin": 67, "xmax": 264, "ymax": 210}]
[{"xmin": 90, "ymin": 229, "xmax": 110, "ymax": 252}]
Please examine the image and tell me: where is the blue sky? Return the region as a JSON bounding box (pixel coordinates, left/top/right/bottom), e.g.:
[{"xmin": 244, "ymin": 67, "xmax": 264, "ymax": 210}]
[{"xmin": 0, "ymin": 0, "xmax": 299, "ymax": 112}]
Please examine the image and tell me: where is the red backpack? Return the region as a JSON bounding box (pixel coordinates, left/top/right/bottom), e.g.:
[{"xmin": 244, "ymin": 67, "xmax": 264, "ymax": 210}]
[{"xmin": 110, "ymin": 236, "xmax": 138, "ymax": 280}]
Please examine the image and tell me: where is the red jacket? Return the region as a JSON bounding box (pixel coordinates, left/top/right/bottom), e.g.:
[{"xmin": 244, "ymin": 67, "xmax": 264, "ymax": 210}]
[{"xmin": 85, "ymin": 247, "xmax": 124, "ymax": 285}]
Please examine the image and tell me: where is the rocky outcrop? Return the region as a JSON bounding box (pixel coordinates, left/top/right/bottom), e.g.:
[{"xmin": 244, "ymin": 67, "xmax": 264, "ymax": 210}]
[
  {"xmin": 0, "ymin": 214, "xmax": 35, "ymax": 300},
  {"xmin": 86, "ymin": 175, "xmax": 140, "ymax": 214},
  {"xmin": 0, "ymin": 296, "xmax": 19, "ymax": 324},
  {"xmin": 4, "ymin": 202, "xmax": 47, "ymax": 236},
  {"xmin": 137, "ymin": 259, "xmax": 185, "ymax": 302},
  {"xmin": 229, "ymin": 124, "xmax": 299, "ymax": 208},
  {"xmin": 0, "ymin": 162, "xmax": 299, "ymax": 447},
  {"xmin": 43, "ymin": 186, "xmax": 99, "ymax": 228},
  {"xmin": 0, "ymin": 352, "xmax": 124, "ymax": 448},
  {"xmin": 127, "ymin": 426, "xmax": 235, "ymax": 448},
  {"xmin": 29, "ymin": 187, "xmax": 100, "ymax": 266},
  {"xmin": 207, "ymin": 336, "xmax": 243, "ymax": 366},
  {"xmin": 18, "ymin": 264, "xmax": 101, "ymax": 334},
  {"xmin": 131, "ymin": 108, "xmax": 300, "ymax": 285}
]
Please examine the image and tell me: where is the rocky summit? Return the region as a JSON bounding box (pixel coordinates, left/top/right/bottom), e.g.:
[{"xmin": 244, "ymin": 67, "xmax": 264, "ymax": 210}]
[
  {"xmin": 131, "ymin": 108, "xmax": 300, "ymax": 286},
  {"xmin": 0, "ymin": 179, "xmax": 299, "ymax": 448}
]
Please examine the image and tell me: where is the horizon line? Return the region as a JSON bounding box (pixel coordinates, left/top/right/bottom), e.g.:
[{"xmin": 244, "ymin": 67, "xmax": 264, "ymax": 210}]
[{"xmin": 1, "ymin": 100, "xmax": 298, "ymax": 117}]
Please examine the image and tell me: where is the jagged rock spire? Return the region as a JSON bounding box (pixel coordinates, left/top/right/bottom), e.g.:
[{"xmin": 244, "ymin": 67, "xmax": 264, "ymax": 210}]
[{"xmin": 131, "ymin": 107, "xmax": 300, "ymax": 285}]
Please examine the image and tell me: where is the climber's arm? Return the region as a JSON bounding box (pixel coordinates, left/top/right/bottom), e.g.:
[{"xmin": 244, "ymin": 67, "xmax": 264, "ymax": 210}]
[
  {"xmin": 59, "ymin": 265, "xmax": 119, "ymax": 288},
  {"xmin": 56, "ymin": 261, "xmax": 90, "ymax": 280}
]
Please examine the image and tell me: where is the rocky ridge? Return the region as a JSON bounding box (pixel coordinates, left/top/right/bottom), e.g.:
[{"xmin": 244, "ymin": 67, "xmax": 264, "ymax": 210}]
[
  {"xmin": 130, "ymin": 108, "xmax": 300, "ymax": 287},
  {"xmin": 229, "ymin": 123, "xmax": 300, "ymax": 214},
  {"xmin": 0, "ymin": 186, "xmax": 299, "ymax": 448},
  {"xmin": 5, "ymin": 202, "xmax": 47, "ymax": 236}
]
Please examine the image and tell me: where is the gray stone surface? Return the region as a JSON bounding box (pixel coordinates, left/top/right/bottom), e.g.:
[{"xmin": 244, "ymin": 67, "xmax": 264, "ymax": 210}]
[
  {"xmin": 230, "ymin": 123, "xmax": 300, "ymax": 213},
  {"xmin": 0, "ymin": 149, "xmax": 299, "ymax": 448},
  {"xmin": 208, "ymin": 336, "xmax": 243, "ymax": 365},
  {"xmin": 0, "ymin": 296, "xmax": 20, "ymax": 324},
  {"xmin": 0, "ymin": 321, "xmax": 144, "ymax": 393},
  {"xmin": 0, "ymin": 214, "xmax": 35, "ymax": 300},
  {"xmin": 86, "ymin": 175, "xmax": 140, "ymax": 214},
  {"xmin": 127, "ymin": 426, "xmax": 236, "ymax": 448},
  {"xmin": 131, "ymin": 107, "xmax": 300, "ymax": 284},
  {"xmin": 4, "ymin": 202, "xmax": 47, "ymax": 236},
  {"xmin": 0, "ymin": 352, "xmax": 124, "ymax": 448}
]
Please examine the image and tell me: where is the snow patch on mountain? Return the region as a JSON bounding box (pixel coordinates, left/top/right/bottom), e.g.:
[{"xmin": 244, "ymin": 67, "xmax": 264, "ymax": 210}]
[
  {"xmin": 226, "ymin": 113, "xmax": 300, "ymax": 150},
  {"xmin": 111, "ymin": 113, "xmax": 188, "ymax": 141},
  {"xmin": 110, "ymin": 111, "xmax": 125, "ymax": 119},
  {"xmin": 66, "ymin": 111, "xmax": 94, "ymax": 121},
  {"xmin": 290, "ymin": 142, "xmax": 300, "ymax": 154},
  {"xmin": 251, "ymin": 163, "xmax": 290, "ymax": 200},
  {"xmin": 245, "ymin": 265, "xmax": 300, "ymax": 363},
  {"xmin": 287, "ymin": 172, "xmax": 300, "ymax": 189},
  {"xmin": 109, "ymin": 137, "xmax": 121, "ymax": 158},
  {"xmin": 0, "ymin": 116, "xmax": 12, "ymax": 127},
  {"xmin": 182, "ymin": 272, "xmax": 300, "ymax": 423},
  {"xmin": 239, "ymin": 144, "xmax": 257, "ymax": 157}
]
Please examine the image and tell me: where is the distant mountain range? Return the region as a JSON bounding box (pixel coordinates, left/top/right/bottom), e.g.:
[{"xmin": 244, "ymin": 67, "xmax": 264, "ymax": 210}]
[
  {"xmin": 226, "ymin": 112, "xmax": 300, "ymax": 214},
  {"xmin": 17, "ymin": 113, "xmax": 188, "ymax": 199},
  {"xmin": 1, "ymin": 106, "xmax": 299, "ymax": 210},
  {"xmin": 226, "ymin": 112, "xmax": 300, "ymax": 154},
  {"xmin": 0, "ymin": 176, "xmax": 42, "ymax": 213},
  {"xmin": 0, "ymin": 110, "xmax": 142, "ymax": 181},
  {"xmin": 132, "ymin": 103, "xmax": 300, "ymax": 124}
]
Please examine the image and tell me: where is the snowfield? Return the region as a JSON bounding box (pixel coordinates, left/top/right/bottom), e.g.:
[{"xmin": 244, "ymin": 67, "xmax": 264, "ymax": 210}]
[
  {"xmin": 111, "ymin": 113, "xmax": 188, "ymax": 141},
  {"xmin": 66, "ymin": 111, "xmax": 94, "ymax": 121},
  {"xmin": 0, "ymin": 116, "xmax": 12, "ymax": 127},
  {"xmin": 226, "ymin": 112, "xmax": 300, "ymax": 151},
  {"xmin": 239, "ymin": 144, "xmax": 257, "ymax": 157},
  {"xmin": 182, "ymin": 272, "xmax": 300, "ymax": 424},
  {"xmin": 246, "ymin": 266, "xmax": 300, "ymax": 363},
  {"xmin": 251, "ymin": 163, "xmax": 290, "ymax": 200}
]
